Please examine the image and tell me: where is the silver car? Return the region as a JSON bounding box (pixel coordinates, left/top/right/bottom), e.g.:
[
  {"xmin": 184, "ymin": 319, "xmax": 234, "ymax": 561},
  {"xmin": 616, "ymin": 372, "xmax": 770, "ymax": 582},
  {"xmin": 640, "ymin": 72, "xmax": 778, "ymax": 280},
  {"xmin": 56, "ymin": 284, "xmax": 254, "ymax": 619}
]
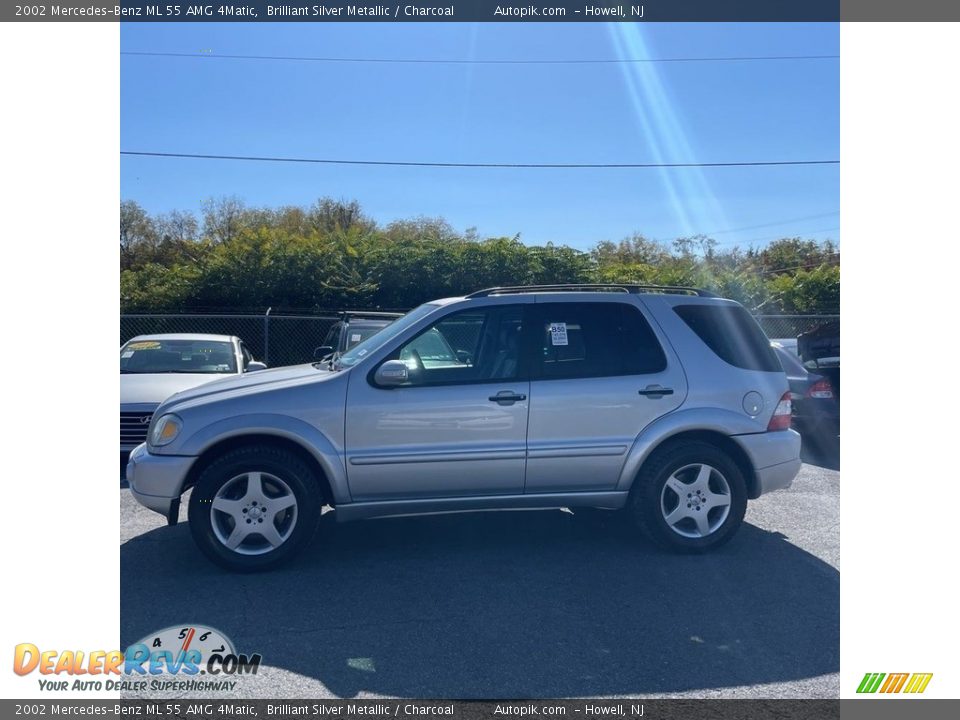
[
  {"xmin": 127, "ymin": 285, "xmax": 801, "ymax": 571},
  {"xmin": 120, "ymin": 334, "xmax": 265, "ymax": 453}
]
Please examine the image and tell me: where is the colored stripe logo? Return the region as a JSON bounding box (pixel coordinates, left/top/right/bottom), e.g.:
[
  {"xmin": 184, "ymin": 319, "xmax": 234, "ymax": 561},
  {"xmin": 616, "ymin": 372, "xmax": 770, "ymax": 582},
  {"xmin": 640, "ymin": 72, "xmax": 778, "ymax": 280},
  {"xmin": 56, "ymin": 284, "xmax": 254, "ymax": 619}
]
[
  {"xmin": 857, "ymin": 672, "xmax": 933, "ymax": 694},
  {"xmin": 903, "ymin": 673, "xmax": 934, "ymax": 694}
]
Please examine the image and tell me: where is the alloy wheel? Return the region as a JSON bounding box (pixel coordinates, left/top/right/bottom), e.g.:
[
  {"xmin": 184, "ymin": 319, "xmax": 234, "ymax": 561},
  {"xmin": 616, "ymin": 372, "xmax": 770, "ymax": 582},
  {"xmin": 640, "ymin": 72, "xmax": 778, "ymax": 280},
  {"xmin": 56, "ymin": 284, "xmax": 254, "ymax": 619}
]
[
  {"xmin": 659, "ymin": 463, "xmax": 732, "ymax": 539},
  {"xmin": 210, "ymin": 471, "xmax": 298, "ymax": 555}
]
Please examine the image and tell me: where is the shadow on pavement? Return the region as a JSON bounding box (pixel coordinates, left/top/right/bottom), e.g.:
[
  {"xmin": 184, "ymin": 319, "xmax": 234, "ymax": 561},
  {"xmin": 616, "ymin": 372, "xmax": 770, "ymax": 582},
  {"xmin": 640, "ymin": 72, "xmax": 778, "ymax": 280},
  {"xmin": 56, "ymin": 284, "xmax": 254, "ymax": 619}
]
[{"xmin": 121, "ymin": 508, "xmax": 838, "ymax": 698}]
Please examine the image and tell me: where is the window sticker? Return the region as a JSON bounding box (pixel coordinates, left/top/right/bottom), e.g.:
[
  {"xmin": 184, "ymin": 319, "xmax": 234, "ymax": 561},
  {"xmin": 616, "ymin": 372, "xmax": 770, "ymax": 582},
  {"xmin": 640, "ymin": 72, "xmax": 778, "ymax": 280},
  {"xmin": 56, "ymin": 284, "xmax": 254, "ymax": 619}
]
[
  {"xmin": 350, "ymin": 333, "xmax": 362, "ymax": 343},
  {"xmin": 549, "ymin": 322, "xmax": 569, "ymax": 346},
  {"xmin": 121, "ymin": 351, "xmax": 134, "ymax": 359}
]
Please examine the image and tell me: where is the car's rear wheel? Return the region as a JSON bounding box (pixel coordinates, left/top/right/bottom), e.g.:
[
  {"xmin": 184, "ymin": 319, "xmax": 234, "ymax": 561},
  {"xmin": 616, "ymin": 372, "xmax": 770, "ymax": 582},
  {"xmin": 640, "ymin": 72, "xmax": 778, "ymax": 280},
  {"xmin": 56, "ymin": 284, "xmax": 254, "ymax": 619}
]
[
  {"xmin": 188, "ymin": 444, "xmax": 323, "ymax": 571},
  {"xmin": 630, "ymin": 441, "xmax": 747, "ymax": 552}
]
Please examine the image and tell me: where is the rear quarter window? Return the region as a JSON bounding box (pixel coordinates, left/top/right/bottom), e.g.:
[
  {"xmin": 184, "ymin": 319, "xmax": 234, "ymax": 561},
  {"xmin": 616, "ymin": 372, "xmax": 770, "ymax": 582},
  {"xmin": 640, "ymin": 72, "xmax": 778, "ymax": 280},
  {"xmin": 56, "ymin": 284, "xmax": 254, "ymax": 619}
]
[{"xmin": 674, "ymin": 304, "xmax": 781, "ymax": 372}]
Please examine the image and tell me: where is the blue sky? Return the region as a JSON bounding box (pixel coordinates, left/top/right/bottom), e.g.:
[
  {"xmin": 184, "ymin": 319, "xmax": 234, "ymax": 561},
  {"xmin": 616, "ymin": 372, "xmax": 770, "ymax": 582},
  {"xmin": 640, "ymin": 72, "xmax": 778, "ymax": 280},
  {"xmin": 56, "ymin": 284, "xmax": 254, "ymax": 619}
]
[{"xmin": 120, "ymin": 22, "xmax": 839, "ymax": 250}]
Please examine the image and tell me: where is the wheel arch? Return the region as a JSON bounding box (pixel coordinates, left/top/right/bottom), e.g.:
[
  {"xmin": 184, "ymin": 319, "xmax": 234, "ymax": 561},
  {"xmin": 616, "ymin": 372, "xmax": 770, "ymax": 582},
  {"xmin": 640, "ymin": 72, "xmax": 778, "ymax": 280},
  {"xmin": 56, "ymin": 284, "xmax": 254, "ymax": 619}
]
[
  {"xmin": 182, "ymin": 433, "xmax": 340, "ymax": 506},
  {"xmin": 619, "ymin": 412, "xmax": 762, "ymax": 499}
]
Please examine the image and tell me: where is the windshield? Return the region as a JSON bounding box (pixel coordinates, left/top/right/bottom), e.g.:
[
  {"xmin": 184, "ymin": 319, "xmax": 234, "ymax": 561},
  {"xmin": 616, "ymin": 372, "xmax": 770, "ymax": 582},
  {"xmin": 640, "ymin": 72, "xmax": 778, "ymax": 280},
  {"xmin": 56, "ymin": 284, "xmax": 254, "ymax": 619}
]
[
  {"xmin": 338, "ymin": 304, "xmax": 439, "ymax": 368},
  {"xmin": 120, "ymin": 339, "xmax": 238, "ymax": 374},
  {"xmin": 346, "ymin": 323, "xmax": 392, "ymax": 349}
]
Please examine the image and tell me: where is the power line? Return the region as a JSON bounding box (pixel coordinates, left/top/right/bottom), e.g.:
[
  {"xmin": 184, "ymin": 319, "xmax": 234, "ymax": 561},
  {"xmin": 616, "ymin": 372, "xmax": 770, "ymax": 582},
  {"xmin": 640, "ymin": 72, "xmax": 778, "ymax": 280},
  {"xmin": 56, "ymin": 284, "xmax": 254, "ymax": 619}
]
[
  {"xmin": 121, "ymin": 151, "xmax": 840, "ymax": 170},
  {"xmin": 757, "ymin": 255, "xmax": 841, "ymax": 276},
  {"xmin": 744, "ymin": 226, "xmax": 840, "ymax": 245},
  {"xmin": 121, "ymin": 51, "xmax": 840, "ymax": 66},
  {"xmin": 713, "ymin": 225, "xmax": 841, "ymax": 248},
  {"xmin": 702, "ymin": 210, "xmax": 840, "ymax": 237}
]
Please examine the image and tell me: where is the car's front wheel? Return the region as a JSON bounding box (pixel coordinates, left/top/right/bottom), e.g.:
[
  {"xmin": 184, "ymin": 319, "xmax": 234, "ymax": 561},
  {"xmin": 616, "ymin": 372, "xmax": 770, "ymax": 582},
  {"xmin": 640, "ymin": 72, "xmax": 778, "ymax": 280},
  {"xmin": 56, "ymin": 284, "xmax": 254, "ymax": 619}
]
[
  {"xmin": 630, "ymin": 441, "xmax": 747, "ymax": 552},
  {"xmin": 188, "ymin": 444, "xmax": 323, "ymax": 571}
]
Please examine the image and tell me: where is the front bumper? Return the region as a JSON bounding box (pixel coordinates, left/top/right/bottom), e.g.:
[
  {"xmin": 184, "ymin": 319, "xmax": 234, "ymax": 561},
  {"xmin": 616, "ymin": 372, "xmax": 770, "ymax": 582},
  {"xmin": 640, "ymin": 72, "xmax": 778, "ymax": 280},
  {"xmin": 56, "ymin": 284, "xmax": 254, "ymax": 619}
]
[
  {"xmin": 733, "ymin": 429, "xmax": 803, "ymax": 497},
  {"xmin": 126, "ymin": 443, "xmax": 196, "ymax": 518}
]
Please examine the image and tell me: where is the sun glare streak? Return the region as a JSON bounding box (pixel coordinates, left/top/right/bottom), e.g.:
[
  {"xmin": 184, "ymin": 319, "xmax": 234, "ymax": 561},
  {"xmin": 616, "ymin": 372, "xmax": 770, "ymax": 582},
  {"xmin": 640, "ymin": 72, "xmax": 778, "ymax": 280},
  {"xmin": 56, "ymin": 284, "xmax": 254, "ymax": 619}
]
[{"xmin": 606, "ymin": 23, "xmax": 732, "ymax": 244}]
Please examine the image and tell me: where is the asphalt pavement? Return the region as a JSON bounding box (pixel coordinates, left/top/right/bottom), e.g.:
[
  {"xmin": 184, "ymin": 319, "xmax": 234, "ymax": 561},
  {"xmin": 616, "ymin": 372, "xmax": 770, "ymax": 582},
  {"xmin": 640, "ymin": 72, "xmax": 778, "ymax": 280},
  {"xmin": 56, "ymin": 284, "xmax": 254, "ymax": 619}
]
[{"xmin": 120, "ymin": 438, "xmax": 839, "ymax": 699}]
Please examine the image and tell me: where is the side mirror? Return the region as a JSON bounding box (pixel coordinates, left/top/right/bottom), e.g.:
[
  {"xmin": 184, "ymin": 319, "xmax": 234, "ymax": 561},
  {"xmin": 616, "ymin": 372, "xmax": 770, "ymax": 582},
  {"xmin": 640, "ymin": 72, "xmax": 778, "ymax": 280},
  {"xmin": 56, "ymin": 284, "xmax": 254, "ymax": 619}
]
[
  {"xmin": 314, "ymin": 345, "xmax": 334, "ymax": 359},
  {"xmin": 246, "ymin": 361, "xmax": 267, "ymax": 372},
  {"xmin": 374, "ymin": 360, "xmax": 409, "ymax": 387}
]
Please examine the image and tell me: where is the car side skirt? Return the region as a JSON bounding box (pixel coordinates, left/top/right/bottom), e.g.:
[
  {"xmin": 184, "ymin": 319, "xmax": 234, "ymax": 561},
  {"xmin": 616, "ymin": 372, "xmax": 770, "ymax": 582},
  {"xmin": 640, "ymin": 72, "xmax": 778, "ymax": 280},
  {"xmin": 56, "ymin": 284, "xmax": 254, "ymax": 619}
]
[{"xmin": 333, "ymin": 491, "xmax": 629, "ymax": 522}]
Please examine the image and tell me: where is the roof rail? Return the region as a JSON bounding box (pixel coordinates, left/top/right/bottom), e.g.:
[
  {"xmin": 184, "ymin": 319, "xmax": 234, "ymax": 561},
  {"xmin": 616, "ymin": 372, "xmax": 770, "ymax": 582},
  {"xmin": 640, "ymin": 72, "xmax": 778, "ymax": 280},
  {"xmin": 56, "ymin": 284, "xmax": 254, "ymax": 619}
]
[{"xmin": 465, "ymin": 283, "xmax": 718, "ymax": 298}]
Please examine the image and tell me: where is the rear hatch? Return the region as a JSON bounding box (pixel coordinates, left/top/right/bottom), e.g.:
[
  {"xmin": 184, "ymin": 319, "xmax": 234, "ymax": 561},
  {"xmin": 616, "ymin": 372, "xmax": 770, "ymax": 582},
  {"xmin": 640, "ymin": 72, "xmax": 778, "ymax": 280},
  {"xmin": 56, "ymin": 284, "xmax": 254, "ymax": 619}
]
[{"xmin": 798, "ymin": 320, "xmax": 840, "ymax": 398}]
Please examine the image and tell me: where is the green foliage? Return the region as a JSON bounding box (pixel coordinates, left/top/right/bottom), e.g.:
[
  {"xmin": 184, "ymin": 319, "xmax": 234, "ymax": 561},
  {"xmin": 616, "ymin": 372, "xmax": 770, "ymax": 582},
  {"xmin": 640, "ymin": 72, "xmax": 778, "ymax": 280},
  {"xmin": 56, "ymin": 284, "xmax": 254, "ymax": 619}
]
[
  {"xmin": 120, "ymin": 263, "xmax": 201, "ymax": 311},
  {"xmin": 764, "ymin": 265, "xmax": 841, "ymax": 314},
  {"xmin": 119, "ymin": 198, "xmax": 840, "ymax": 314},
  {"xmin": 753, "ymin": 237, "xmax": 838, "ymax": 275}
]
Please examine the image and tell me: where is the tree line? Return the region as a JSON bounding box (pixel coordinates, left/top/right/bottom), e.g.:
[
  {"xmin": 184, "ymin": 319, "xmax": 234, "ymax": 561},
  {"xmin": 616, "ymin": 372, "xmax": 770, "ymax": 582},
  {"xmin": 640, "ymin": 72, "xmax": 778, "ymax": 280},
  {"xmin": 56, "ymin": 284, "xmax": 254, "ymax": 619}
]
[{"xmin": 120, "ymin": 197, "xmax": 840, "ymax": 314}]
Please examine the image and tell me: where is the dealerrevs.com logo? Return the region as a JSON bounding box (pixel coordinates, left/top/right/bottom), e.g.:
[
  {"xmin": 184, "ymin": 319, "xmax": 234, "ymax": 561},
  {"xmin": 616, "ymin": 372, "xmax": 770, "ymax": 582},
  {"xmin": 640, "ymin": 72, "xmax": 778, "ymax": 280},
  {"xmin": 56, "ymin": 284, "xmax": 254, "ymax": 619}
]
[
  {"xmin": 13, "ymin": 625, "xmax": 261, "ymax": 693},
  {"xmin": 857, "ymin": 672, "xmax": 933, "ymax": 694}
]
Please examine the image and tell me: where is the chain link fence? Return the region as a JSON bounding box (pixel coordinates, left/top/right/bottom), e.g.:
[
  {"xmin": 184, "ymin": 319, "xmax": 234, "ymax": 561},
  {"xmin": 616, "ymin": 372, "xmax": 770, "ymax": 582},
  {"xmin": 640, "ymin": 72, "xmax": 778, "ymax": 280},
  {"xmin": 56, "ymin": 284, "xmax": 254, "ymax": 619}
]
[
  {"xmin": 120, "ymin": 313, "xmax": 342, "ymax": 368},
  {"xmin": 754, "ymin": 315, "xmax": 839, "ymax": 341},
  {"xmin": 121, "ymin": 311, "xmax": 840, "ymax": 367}
]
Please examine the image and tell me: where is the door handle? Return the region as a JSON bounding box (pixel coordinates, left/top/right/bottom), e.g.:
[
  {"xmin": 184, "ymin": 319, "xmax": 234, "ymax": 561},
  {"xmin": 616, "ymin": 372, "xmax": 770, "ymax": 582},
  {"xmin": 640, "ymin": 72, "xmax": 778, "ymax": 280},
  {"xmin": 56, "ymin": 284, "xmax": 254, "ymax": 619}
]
[
  {"xmin": 489, "ymin": 391, "xmax": 527, "ymax": 405},
  {"xmin": 638, "ymin": 385, "xmax": 674, "ymax": 398}
]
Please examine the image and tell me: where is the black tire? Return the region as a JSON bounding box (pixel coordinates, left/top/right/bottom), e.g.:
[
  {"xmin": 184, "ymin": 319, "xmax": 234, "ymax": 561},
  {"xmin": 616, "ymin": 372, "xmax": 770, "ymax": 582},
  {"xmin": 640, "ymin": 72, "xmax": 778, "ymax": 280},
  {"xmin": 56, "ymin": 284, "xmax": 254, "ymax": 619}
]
[
  {"xmin": 630, "ymin": 441, "xmax": 747, "ymax": 552},
  {"xmin": 188, "ymin": 444, "xmax": 324, "ymax": 572}
]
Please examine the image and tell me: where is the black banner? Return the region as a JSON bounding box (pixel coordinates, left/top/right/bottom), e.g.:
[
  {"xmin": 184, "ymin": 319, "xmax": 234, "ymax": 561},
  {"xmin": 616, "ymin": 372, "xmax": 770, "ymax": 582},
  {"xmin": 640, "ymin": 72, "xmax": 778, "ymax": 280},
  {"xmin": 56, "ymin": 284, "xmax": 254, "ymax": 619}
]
[
  {"xmin": 0, "ymin": 700, "xmax": 843, "ymax": 719},
  {"xmin": 6, "ymin": 1, "xmax": 843, "ymax": 23},
  {"xmin": 3, "ymin": 700, "xmax": 960, "ymax": 720},
  {"xmin": 11, "ymin": 0, "xmax": 960, "ymax": 21}
]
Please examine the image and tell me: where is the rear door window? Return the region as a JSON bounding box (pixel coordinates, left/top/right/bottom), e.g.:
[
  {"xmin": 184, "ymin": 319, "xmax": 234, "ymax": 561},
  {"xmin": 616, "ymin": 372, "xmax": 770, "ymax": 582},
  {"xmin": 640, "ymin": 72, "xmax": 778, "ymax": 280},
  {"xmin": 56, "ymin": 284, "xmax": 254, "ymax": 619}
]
[{"xmin": 533, "ymin": 302, "xmax": 667, "ymax": 379}]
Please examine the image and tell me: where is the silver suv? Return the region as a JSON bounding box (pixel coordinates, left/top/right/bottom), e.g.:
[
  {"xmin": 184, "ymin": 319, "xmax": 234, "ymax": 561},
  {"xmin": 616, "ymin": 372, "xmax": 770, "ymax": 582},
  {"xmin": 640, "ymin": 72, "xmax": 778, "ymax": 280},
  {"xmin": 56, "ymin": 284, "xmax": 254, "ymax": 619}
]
[{"xmin": 127, "ymin": 285, "xmax": 800, "ymax": 571}]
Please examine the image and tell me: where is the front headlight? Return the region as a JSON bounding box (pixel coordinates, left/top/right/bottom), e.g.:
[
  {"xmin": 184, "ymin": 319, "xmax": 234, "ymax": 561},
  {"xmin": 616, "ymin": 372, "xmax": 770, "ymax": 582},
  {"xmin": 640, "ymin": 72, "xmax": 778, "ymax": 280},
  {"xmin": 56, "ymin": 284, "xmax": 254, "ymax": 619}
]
[{"xmin": 149, "ymin": 414, "xmax": 183, "ymax": 448}]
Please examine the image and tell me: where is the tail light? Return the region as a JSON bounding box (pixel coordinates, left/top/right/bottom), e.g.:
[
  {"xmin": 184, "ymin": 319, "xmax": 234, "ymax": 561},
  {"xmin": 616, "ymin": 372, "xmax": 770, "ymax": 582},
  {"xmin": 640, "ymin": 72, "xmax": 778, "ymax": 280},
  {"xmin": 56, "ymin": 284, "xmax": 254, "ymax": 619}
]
[
  {"xmin": 768, "ymin": 391, "xmax": 792, "ymax": 431},
  {"xmin": 806, "ymin": 378, "xmax": 835, "ymax": 399}
]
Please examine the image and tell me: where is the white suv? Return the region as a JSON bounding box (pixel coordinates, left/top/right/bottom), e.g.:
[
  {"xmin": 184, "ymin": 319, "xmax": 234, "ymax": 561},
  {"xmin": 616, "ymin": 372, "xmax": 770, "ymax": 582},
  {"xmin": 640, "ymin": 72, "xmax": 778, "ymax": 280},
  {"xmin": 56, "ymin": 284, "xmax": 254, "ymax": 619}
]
[{"xmin": 127, "ymin": 285, "xmax": 800, "ymax": 571}]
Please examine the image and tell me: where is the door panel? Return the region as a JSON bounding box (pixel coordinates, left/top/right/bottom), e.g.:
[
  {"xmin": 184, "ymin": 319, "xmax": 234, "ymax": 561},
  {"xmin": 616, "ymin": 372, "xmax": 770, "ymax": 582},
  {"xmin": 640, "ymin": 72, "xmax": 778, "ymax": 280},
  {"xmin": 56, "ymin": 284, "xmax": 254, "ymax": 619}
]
[
  {"xmin": 345, "ymin": 382, "xmax": 529, "ymax": 500},
  {"xmin": 344, "ymin": 303, "xmax": 529, "ymax": 501},
  {"xmin": 525, "ymin": 301, "xmax": 686, "ymax": 492},
  {"xmin": 526, "ymin": 374, "xmax": 682, "ymax": 491}
]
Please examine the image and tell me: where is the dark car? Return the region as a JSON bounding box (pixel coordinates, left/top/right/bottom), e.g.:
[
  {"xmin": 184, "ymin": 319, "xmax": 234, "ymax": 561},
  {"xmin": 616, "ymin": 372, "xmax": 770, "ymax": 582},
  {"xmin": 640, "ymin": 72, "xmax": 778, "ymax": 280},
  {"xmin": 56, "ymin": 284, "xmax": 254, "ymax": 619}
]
[
  {"xmin": 314, "ymin": 312, "xmax": 401, "ymax": 360},
  {"xmin": 798, "ymin": 319, "xmax": 840, "ymax": 398},
  {"xmin": 772, "ymin": 344, "xmax": 839, "ymax": 441}
]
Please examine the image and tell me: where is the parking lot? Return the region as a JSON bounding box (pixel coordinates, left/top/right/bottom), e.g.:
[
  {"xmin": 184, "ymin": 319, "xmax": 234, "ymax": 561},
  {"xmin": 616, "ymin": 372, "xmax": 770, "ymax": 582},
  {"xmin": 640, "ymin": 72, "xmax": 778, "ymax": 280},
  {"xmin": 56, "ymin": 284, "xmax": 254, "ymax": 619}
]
[{"xmin": 120, "ymin": 438, "xmax": 838, "ymax": 699}]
